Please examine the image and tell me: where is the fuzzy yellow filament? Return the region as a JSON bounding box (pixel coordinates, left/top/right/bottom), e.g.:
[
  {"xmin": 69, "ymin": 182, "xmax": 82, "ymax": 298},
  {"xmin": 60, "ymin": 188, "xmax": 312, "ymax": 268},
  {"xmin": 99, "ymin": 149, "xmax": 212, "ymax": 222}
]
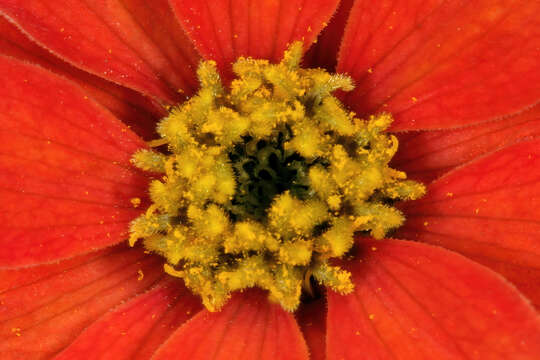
[{"xmin": 129, "ymin": 42, "xmax": 425, "ymax": 312}]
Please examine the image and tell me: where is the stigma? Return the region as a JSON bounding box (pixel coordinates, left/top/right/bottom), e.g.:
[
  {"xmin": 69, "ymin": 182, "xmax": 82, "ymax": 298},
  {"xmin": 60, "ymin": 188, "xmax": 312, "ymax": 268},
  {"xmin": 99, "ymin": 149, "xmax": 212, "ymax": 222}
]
[{"xmin": 128, "ymin": 42, "xmax": 425, "ymax": 312}]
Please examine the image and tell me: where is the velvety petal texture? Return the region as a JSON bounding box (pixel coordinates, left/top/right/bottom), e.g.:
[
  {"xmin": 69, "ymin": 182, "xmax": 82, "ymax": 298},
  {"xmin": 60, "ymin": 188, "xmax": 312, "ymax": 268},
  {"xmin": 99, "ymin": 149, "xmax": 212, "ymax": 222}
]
[
  {"xmin": 338, "ymin": 0, "xmax": 540, "ymax": 131},
  {"xmin": 0, "ymin": 56, "xmax": 149, "ymax": 267},
  {"xmin": 0, "ymin": 0, "xmax": 200, "ymax": 103},
  {"xmin": 296, "ymin": 298, "xmax": 326, "ymax": 360},
  {"xmin": 153, "ymin": 290, "xmax": 309, "ymax": 360},
  {"xmin": 327, "ymin": 239, "xmax": 540, "ymax": 359},
  {"xmin": 170, "ymin": 0, "xmax": 340, "ymax": 78},
  {"xmin": 0, "ymin": 246, "xmax": 164, "ymax": 359},
  {"xmin": 0, "ymin": 16, "xmax": 164, "ymax": 139},
  {"xmin": 398, "ymin": 139, "xmax": 540, "ymax": 308},
  {"xmin": 54, "ymin": 280, "xmax": 201, "ymax": 360},
  {"xmin": 304, "ymin": 0, "xmax": 354, "ymax": 71},
  {"xmin": 393, "ymin": 104, "xmax": 540, "ymax": 183}
]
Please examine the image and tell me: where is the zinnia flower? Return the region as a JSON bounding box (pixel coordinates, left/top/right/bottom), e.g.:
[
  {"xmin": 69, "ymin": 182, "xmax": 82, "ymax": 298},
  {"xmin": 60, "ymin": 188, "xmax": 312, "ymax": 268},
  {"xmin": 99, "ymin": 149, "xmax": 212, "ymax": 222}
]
[{"xmin": 1, "ymin": 0, "xmax": 539, "ymax": 359}]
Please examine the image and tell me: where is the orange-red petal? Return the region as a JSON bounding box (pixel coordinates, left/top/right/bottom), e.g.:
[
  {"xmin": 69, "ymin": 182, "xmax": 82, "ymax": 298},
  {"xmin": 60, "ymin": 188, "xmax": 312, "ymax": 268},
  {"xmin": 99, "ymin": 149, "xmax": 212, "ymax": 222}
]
[
  {"xmin": 338, "ymin": 0, "xmax": 540, "ymax": 131},
  {"xmin": 0, "ymin": 56, "xmax": 149, "ymax": 267},
  {"xmin": 327, "ymin": 239, "xmax": 540, "ymax": 359},
  {"xmin": 304, "ymin": 0, "xmax": 354, "ymax": 71},
  {"xmin": 54, "ymin": 279, "xmax": 201, "ymax": 360},
  {"xmin": 393, "ymin": 104, "xmax": 540, "ymax": 183},
  {"xmin": 153, "ymin": 290, "xmax": 309, "ymax": 360},
  {"xmin": 0, "ymin": 16, "xmax": 164, "ymax": 140},
  {"xmin": 398, "ymin": 138, "xmax": 540, "ymax": 308},
  {"xmin": 0, "ymin": 245, "xmax": 164, "ymax": 359},
  {"xmin": 296, "ymin": 297, "xmax": 326, "ymax": 360},
  {"xmin": 0, "ymin": 0, "xmax": 200, "ymax": 103},
  {"xmin": 170, "ymin": 0, "xmax": 340, "ymax": 79}
]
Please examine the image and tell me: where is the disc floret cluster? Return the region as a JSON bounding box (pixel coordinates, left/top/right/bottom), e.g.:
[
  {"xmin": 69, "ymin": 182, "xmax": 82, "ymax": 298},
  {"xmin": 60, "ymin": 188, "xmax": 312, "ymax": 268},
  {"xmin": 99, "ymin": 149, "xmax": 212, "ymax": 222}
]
[{"xmin": 129, "ymin": 42, "xmax": 425, "ymax": 312}]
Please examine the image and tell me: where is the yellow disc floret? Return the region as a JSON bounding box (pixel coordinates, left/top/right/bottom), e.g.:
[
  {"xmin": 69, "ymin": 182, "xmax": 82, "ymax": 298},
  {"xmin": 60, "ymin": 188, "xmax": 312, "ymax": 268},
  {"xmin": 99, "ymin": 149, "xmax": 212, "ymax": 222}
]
[{"xmin": 129, "ymin": 42, "xmax": 425, "ymax": 312}]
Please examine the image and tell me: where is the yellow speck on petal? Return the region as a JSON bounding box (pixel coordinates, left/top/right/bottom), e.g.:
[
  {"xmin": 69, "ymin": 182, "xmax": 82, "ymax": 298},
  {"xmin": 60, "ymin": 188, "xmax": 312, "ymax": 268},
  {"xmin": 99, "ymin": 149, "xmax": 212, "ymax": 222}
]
[
  {"xmin": 367, "ymin": 67, "xmax": 373, "ymax": 74},
  {"xmin": 369, "ymin": 314, "xmax": 375, "ymax": 320},
  {"xmin": 411, "ymin": 96, "xmax": 418, "ymax": 102},
  {"xmin": 131, "ymin": 198, "xmax": 141, "ymax": 208},
  {"xmin": 11, "ymin": 328, "xmax": 21, "ymax": 337},
  {"xmin": 446, "ymin": 192, "xmax": 453, "ymax": 197},
  {"xmin": 424, "ymin": 221, "xmax": 429, "ymax": 226},
  {"xmin": 137, "ymin": 269, "xmax": 144, "ymax": 281}
]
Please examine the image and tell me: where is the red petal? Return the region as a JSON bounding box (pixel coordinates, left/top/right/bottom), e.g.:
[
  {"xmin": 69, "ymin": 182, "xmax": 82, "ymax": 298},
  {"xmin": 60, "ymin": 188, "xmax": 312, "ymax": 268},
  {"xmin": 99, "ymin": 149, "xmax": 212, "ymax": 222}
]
[
  {"xmin": 338, "ymin": 0, "xmax": 540, "ymax": 131},
  {"xmin": 296, "ymin": 298, "xmax": 326, "ymax": 360},
  {"xmin": 0, "ymin": 0, "xmax": 200, "ymax": 103},
  {"xmin": 54, "ymin": 279, "xmax": 201, "ymax": 360},
  {"xmin": 153, "ymin": 290, "xmax": 309, "ymax": 360},
  {"xmin": 327, "ymin": 239, "xmax": 540, "ymax": 359},
  {"xmin": 170, "ymin": 0, "xmax": 340, "ymax": 79},
  {"xmin": 0, "ymin": 56, "xmax": 149, "ymax": 267},
  {"xmin": 393, "ymin": 104, "xmax": 540, "ymax": 183},
  {"xmin": 397, "ymin": 139, "xmax": 540, "ymax": 308},
  {"xmin": 0, "ymin": 16, "xmax": 164, "ymax": 140},
  {"xmin": 304, "ymin": 0, "xmax": 354, "ymax": 71},
  {"xmin": 0, "ymin": 245, "xmax": 164, "ymax": 359}
]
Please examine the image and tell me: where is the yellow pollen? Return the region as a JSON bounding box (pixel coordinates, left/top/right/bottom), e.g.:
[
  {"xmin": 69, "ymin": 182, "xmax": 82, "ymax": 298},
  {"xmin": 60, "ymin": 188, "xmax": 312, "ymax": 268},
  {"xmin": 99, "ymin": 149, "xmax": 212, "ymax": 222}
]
[
  {"xmin": 130, "ymin": 197, "xmax": 141, "ymax": 208},
  {"xmin": 129, "ymin": 42, "xmax": 425, "ymax": 312}
]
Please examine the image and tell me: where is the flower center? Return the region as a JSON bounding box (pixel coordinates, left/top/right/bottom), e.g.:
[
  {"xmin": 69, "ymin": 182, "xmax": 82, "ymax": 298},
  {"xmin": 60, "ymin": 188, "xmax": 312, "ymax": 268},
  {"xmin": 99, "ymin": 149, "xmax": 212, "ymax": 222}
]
[{"xmin": 128, "ymin": 42, "xmax": 425, "ymax": 312}]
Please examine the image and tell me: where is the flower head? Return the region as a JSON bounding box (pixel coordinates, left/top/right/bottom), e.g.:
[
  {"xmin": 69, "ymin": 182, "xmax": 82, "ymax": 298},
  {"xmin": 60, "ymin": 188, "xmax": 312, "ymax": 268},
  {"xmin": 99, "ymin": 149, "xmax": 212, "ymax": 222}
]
[
  {"xmin": 128, "ymin": 42, "xmax": 425, "ymax": 312},
  {"xmin": 0, "ymin": 0, "xmax": 539, "ymax": 359}
]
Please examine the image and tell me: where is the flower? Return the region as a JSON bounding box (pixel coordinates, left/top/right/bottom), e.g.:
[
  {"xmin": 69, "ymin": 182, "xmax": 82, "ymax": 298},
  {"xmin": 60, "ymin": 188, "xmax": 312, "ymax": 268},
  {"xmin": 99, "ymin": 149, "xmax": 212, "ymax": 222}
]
[{"xmin": 0, "ymin": 0, "xmax": 539, "ymax": 359}]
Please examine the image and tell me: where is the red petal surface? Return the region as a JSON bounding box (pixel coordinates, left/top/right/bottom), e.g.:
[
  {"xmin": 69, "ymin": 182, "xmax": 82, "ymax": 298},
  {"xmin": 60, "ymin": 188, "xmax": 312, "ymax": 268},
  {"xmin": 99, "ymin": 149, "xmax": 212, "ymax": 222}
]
[
  {"xmin": 0, "ymin": 245, "xmax": 164, "ymax": 360},
  {"xmin": 0, "ymin": 0, "xmax": 200, "ymax": 103},
  {"xmin": 0, "ymin": 16, "xmax": 164, "ymax": 140},
  {"xmin": 393, "ymin": 104, "xmax": 540, "ymax": 183},
  {"xmin": 397, "ymin": 139, "xmax": 540, "ymax": 308},
  {"xmin": 338, "ymin": 0, "xmax": 540, "ymax": 131},
  {"xmin": 55, "ymin": 279, "xmax": 201, "ymax": 360},
  {"xmin": 296, "ymin": 297, "xmax": 326, "ymax": 360},
  {"xmin": 170, "ymin": 0, "xmax": 340, "ymax": 79},
  {"xmin": 327, "ymin": 239, "xmax": 540, "ymax": 359},
  {"xmin": 0, "ymin": 56, "xmax": 149, "ymax": 267},
  {"xmin": 304, "ymin": 0, "xmax": 354, "ymax": 71},
  {"xmin": 153, "ymin": 290, "xmax": 309, "ymax": 360}
]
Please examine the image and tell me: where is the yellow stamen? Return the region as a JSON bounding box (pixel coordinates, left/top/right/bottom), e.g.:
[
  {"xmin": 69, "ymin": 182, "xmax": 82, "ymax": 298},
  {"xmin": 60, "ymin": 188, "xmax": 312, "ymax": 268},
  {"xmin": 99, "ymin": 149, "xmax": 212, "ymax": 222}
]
[{"xmin": 129, "ymin": 42, "xmax": 425, "ymax": 312}]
